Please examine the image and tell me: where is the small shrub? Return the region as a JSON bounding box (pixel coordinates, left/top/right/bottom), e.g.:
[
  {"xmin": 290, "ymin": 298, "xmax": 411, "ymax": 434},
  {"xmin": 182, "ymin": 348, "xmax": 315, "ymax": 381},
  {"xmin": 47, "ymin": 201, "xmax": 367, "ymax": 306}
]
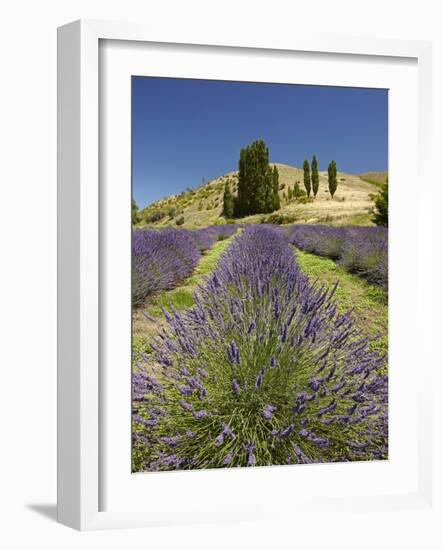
[
  {"xmin": 145, "ymin": 210, "xmax": 164, "ymax": 223},
  {"xmin": 175, "ymin": 216, "xmax": 185, "ymax": 226},
  {"xmin": 262, "ymin": 212, "xmax": 299, "ymax": 225}
]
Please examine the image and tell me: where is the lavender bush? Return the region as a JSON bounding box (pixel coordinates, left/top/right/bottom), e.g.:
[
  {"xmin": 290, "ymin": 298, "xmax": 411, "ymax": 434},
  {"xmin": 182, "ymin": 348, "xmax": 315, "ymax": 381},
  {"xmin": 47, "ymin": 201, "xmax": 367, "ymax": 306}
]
[
  {"xmin": 287, "ymin": 225, "xmax": 388, "ymax": 288},
  {"xmin": 191, "ymin": 224, "xmax": 239, "ymax": 252},
  {"xmin": 132, "ymin": 229, "xmax": 201, "ymax": 306},
  {"xmin": 133, "ymin": 226, "xmax": 388, "ymax": 471},
  {"xmin": 132, "ymin": 225, "xmax": 239, "ymax": 306}
]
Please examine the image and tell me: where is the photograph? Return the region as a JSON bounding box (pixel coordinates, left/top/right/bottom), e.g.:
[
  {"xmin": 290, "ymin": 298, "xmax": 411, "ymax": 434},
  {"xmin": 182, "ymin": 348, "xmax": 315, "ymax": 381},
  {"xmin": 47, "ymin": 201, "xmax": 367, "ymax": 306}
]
[{"xmin": 131, "ymin": 76, "xmax": 389, "ymax": 473}]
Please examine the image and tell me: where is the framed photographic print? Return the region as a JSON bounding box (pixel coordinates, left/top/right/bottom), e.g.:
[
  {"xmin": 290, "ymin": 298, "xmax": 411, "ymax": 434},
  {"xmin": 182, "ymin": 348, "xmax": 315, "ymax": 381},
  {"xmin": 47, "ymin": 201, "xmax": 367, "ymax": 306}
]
[{"xmin": 57, "ymin": 20, "xmax": 437, "ymax": 533}]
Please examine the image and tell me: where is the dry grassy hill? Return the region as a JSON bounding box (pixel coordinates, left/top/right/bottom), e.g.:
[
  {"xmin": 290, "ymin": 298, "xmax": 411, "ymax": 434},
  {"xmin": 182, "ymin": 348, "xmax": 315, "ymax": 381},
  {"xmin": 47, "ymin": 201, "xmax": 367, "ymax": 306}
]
[{"xmin": 136, "ymin": 164, "xmax": 385, "ymax": 229}]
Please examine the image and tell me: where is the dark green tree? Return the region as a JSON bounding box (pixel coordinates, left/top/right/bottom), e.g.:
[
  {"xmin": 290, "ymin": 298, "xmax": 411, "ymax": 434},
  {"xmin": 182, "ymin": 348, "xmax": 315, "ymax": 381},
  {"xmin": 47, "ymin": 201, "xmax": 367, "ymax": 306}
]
[
  {"xmin": 372, "ymin": 179, "xmax": 388, "ymax": 226},
  {"xmin": 287, "ymin": 186, "xmax": 293, "ymax": 200},
  {"xmin": 272, "ymin": 165, "xmax": 280, "ymax": 211},
  {"xmin": 132, "ymin": 199, "xmax": 140, "ymax": 225},
  {"xmin": 303, "ymin": 160, "xmax": 311, "ymax": 197},
  {"xmin": 293, "ymin": 181, "xmax": 301, "ymax": 198},
  {"xmin": 234, "ymin": 140, "xmax": 276, "ymax": 216},
  {"xmin": 311, "ymin": 155, "xmax": 319, "ymax": 198},
  {"xmin": 222, "ymin": 182, "xmax": 234, "ymax": 218},
  {"xmin": 235, "ymin": 147, "xmax": 248, "ymax": 216},
  {"xmin": 327, "ymin": 160, "xmax": 338, "ymax": 198}
]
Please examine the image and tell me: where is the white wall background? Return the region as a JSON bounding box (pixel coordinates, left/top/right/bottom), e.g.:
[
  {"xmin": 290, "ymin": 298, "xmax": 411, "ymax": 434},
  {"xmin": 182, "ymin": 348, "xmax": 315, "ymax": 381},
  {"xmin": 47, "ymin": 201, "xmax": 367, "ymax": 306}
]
[{"xmin": 0, "ymin": 0, "xmax": 441, "ymax": 548}]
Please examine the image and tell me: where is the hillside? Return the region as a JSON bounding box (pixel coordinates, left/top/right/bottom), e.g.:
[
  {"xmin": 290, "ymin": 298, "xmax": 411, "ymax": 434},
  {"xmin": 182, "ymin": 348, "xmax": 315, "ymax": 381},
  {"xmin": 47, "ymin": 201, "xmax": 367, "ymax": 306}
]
[
  {"xmin": 136, "ymin": 164, "xmax": 385, "ymax": 228},
  {"xmin": 359, "ymin": 171, "xmax": 388, "ymax": 188}
]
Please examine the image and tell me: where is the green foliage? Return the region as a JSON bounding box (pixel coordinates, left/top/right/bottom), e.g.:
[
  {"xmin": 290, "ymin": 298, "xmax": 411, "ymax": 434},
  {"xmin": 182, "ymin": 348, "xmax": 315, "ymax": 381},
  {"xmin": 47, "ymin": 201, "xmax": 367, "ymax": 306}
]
[
  {"xmin": 132, "ymin": 199, "xmax": 140, "ymax": 225},
  {"xmin": 261, "ymin": 212, "xmax": 299, "ymax": 224},
  {"xmin": 234, "ymin": 140, "xmax": 278, "ymax": 216},
  {"xmin": 167, "ymin": 206, "xmax": 177, "ymax": 219},
  {"xmin": 222, "ymin": 182, "xmax": 234, "ymax": 218},
  {"xmin": 297, "ymin": 195, "xmax": 310, "ymax": 204},
  {"xmin": 146, "ymin": 209, "xmax": 164, "ymax": 223},
  {"xmin": 272, "ymin": 165, "xmax": 281, "ymax": 211},
  {"xmin": 175, "ymin": 215, "xmax": 185, "ymax": 226},
  {"xmin": 311, "ymin": 155, "xmax": 319, "ymax": 198},
  {"xmin": 328, "ymin": 160, "xmax": 338, "ymax": 198},
  {"xmin": 372, "ymin": 180, "xmax": 388, "ymax": 227},
  {"xmin": 303, "ymin": 159, "xmax": 311, "ymax": 197}
]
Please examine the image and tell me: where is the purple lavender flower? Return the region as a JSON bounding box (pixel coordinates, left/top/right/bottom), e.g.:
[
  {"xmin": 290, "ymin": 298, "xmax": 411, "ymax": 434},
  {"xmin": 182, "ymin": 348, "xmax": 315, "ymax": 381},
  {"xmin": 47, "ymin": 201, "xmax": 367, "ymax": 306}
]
[
  {"xmin": 223, "ymin": 452, "xmax": 233, "ymax": 465},
  {"xmin": 194, "ymin": 410, "xmax": 209, "ymax": 419},
  {"xmin": 310, "ymin": 378, "xmax": 322, "ymax": 392},
  {"xmin": 263, "ymin": 404, "xmax": 277, "ymax": 419},
  {"xmin": 281, "ymin": 424, "xmax": 295, "ymax": 438},
  {"xmin": 227, "ymin": 340, "xmax": 241, "ymax": 365},
  {"xmin": 270, "ymin": 356, "xmax": 278, "ymax": 369},
  {"xmin": 232, "ymin": 379, "xmax": 241, "ymax": 396},
  {"xmin": 177, "ymin": 385, "xmax": 193, "ymax": 396},
  {"xmin": 179, "ymin": 400, "xmax": 193, "ymax": 411},
  {"xmin": 245, "ymin": 443, "xmax": 256, "ymax": 467}
]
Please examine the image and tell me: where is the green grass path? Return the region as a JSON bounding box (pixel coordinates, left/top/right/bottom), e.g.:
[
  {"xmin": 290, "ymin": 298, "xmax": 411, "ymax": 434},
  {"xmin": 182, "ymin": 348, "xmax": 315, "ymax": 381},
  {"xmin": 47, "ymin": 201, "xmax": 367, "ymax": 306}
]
[{"xmin": 296, "ymin": 249, "xmax": 388, "ymax": 358}]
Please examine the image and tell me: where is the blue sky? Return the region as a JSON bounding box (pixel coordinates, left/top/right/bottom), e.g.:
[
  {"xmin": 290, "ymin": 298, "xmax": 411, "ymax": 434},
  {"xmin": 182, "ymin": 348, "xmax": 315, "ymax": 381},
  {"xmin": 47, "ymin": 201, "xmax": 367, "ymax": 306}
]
[{"xmin": 132, "ymin": 77, "xmax": 388, "ymax": 208}]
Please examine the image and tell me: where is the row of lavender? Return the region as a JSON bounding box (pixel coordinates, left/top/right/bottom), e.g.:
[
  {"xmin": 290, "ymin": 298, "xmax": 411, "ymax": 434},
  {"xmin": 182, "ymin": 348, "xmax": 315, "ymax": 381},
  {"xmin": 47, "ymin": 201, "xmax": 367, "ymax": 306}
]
[
  {"xmin": 285, "ymin": 225, "xmax": 388, "ymax": 288},
  {"xmin": 133, "ymin": 226, "xmax": 388, "ymax": 471},
  {"xmin": 132, "ymin": 225, "xmax": 238, "ymax": 306}
]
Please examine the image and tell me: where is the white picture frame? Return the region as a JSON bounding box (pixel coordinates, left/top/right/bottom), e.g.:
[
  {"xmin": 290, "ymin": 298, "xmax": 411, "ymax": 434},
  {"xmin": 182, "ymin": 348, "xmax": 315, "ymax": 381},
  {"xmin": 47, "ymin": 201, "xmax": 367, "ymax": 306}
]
[{"xmin": 57, "ymin": 19, "xmax": 437, "ymax": 533}]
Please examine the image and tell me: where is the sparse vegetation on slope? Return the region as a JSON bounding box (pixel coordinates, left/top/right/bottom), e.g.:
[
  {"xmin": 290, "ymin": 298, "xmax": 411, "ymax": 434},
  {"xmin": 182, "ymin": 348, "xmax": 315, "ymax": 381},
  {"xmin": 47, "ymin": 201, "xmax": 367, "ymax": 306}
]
[
  {"xmin": 359, "ymin": 172, "xmax": 388, "ymax": 189},
  {"xmin": 137, "ymin": 164, "xmax": 385, "ymax": 229}
]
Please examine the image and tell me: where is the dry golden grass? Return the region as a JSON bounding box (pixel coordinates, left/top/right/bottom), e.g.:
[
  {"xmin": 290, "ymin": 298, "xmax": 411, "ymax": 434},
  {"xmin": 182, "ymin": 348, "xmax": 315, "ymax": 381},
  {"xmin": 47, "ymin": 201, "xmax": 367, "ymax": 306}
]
[{"xmin": 137, "ymin": 163, "xmax": 385, "ymax": 228}]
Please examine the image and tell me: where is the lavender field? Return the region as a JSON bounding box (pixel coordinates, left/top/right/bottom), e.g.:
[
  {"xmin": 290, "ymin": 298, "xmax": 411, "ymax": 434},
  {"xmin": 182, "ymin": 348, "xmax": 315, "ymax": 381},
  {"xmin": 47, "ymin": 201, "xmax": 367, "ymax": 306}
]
[{"xmin": 132, "ymin": 224, "xmax": 388, "ymax": 471}]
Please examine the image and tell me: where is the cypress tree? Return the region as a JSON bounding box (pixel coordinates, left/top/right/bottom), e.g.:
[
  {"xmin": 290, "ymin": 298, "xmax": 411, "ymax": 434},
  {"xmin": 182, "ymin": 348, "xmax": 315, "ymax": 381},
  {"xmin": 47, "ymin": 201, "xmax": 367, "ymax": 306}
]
[
  {"xmin": 235, "ymin": 139, "xmax": 275, "ymax": 216},
  {"xmin": 288, "ymin": 186, "xmax": 293, "ymax": 200},
  {"xmin": 303, "ymin": 160, "xmax": 311, "ymax": 197},
  {"xmin": 272, "ymin": 165, "xmax": 280, "ymax": 211},
  {"xmin": 255, "ymin": 142, "xmax": 268, "ymax": 212},
  {"xmin": 222, "ymin": 182, "xmax": 234, "ymax": 218},
  {"xmin": 262, "ymin": 166, "xmax": 273, "ymax": 213},
  {"xmin": 294, "ymin": 181, "xmax": 301, "ymax": 198},
  {"xmin": 311, "ymin": 155, "xmax": 319, "ymax": 198},
  {"xmin": 327, "ymin": 160, "xmax": 338, "ymax": 198},
  {"xmin": 235, "ymin": 147, "xmax": 247, "ymax": 216}
]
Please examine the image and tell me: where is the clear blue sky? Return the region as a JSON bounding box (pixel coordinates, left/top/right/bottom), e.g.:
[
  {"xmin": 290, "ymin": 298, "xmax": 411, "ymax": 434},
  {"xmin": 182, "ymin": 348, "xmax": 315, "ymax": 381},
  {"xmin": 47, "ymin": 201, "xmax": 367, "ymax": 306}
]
[{"xmin": 132, "ymin": 77, "xmax": 388, "ymax": 208}]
